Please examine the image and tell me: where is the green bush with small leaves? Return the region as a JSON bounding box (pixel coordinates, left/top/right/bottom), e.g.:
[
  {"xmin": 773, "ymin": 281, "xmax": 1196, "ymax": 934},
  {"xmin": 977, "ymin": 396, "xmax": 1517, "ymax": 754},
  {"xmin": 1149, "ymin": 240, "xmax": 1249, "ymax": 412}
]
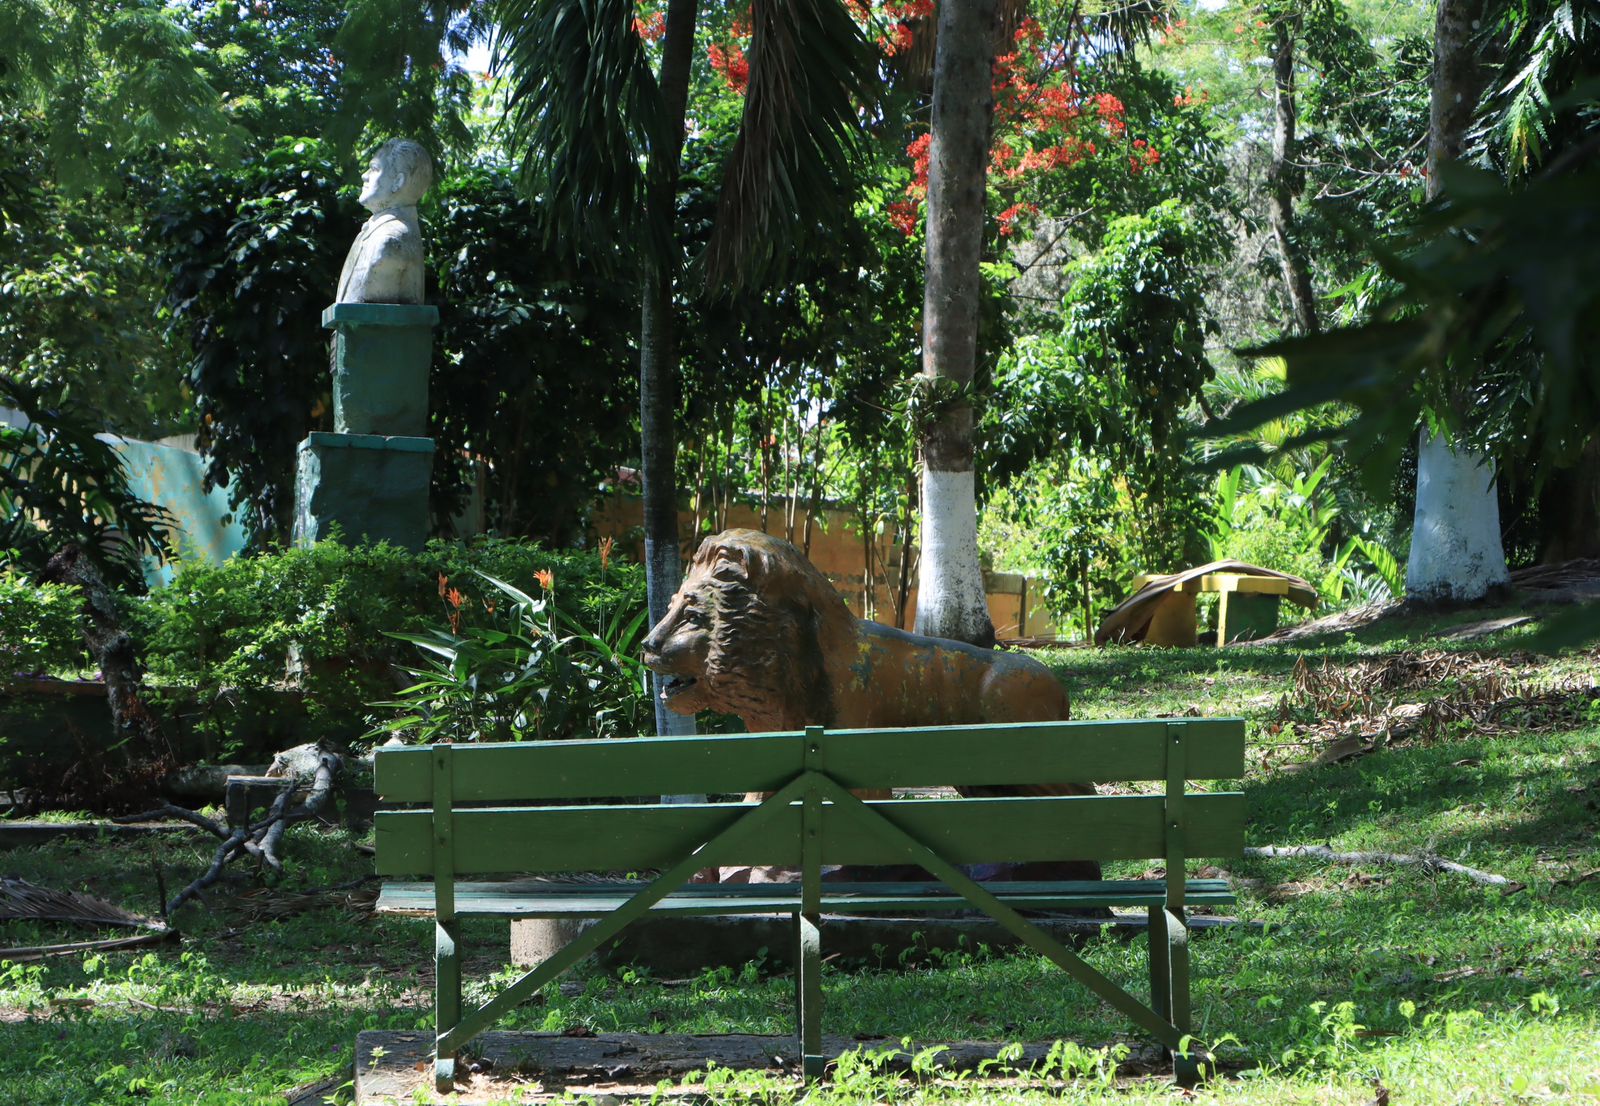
[
  {"xmin": 0, "ymin": 571, "xmax": 89, "ymax": 677},
  {"xmin": 124, "ymin": 537, "xmax": 646, "ymax": 753}
]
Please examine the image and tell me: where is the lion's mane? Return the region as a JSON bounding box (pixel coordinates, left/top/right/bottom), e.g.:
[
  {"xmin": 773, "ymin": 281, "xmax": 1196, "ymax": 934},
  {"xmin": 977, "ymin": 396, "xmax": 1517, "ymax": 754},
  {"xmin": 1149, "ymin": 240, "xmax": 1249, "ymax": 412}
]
[{"xmin": 690, "ymin": 531, "xmax": 845, "ymax": 728}]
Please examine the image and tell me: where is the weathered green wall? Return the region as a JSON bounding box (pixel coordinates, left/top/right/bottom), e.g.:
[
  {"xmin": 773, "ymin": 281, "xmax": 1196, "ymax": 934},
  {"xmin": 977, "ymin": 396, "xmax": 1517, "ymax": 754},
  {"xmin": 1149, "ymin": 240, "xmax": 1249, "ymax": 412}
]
[{"xmin": 106, "ymin": 435, "xmax": 249, "ymax": 585}]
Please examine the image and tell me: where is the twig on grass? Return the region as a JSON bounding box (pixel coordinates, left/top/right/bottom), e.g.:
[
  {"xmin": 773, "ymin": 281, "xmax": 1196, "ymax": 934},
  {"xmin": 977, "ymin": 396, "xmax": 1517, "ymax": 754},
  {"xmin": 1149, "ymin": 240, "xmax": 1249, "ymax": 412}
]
[{"xmin": 1244, "ymin": 844, "xmax": 1524, "ymax": 894}]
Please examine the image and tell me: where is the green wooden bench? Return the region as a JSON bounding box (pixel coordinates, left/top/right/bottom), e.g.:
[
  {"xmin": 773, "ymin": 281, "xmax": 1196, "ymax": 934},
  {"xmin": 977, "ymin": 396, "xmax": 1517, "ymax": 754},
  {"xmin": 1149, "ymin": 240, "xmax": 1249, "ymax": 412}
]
[{"xmin": 372, "ymin": 717, "xmax": 1246, "ymax": 1093}]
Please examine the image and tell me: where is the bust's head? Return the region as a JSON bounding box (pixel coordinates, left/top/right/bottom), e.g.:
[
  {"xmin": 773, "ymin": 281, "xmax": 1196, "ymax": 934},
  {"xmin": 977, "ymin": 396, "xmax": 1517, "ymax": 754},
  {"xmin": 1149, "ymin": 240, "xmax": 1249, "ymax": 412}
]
[{"xmin": 358, "ymin": 139, "xmax": 434, "ymax": 213}]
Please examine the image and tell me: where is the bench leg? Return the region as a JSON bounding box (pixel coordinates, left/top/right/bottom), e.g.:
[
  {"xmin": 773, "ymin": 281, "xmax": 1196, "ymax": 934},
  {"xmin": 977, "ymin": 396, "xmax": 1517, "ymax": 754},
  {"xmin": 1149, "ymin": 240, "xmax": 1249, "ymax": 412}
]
[
  {"xmin": 1146, "ymin": 907, "xmax": 1170, "ymax": 1022},
  {"xmin": 1160, "ymin": 907, "xmax": 1198, "ymax": 1087},
  {"xmin": 796, "ymin": 912, "xmax": 823, "ymax": 1082},
  {"xmin": 436, "ymin": 918, "xmax": 461, "ymax": 1094}
]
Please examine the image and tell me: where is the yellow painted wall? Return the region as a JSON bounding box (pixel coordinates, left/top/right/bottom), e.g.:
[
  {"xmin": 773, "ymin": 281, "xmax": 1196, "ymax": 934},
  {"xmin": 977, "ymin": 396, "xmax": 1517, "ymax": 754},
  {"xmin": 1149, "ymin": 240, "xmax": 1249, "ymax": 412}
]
[{"xmin": 590, "ymin": 493, "xmax": 1065, "ymax": 642}]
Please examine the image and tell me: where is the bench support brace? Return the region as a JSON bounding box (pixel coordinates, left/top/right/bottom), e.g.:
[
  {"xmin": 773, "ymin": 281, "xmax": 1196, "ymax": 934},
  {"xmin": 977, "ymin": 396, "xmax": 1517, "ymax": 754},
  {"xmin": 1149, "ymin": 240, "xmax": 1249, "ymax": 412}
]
[
  {"xmin": 436, "ymin": 772, "xmax": 817, "ymax": 1056},
  {"xmin": 809, "ymin": 775, "xmax": 1189, "ymax": 1054}
]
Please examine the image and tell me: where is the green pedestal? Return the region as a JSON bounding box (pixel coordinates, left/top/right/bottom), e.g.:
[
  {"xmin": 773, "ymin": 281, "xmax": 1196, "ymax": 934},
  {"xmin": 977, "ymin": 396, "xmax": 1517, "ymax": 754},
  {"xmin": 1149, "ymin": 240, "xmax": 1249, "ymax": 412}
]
[
  {"xmin": 293, "ymin": 432, "xmax": 434, "ymax": 551},
  {"xmin": 1215, "ymin": 593, "xmax": 1280, "ymax": 645},
  {"xmin": 323, "ymin": 302, "xmax": 439, "ymax": 437}
]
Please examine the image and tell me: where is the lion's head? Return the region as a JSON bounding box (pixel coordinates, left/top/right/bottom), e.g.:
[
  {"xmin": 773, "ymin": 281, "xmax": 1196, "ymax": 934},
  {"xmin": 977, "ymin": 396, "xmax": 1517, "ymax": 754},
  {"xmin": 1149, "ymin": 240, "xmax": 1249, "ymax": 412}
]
[{"xmin": 640, "ymin": 529, "xmax": 853, "ymax": 730}]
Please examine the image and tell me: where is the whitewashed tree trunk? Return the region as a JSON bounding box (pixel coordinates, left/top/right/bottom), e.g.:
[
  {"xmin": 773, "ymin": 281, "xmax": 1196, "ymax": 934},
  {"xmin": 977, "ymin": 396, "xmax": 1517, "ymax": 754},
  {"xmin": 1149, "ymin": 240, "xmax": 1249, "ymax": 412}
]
[
  {"xmin": 1403, "ymin": 0, "xmax": 1508, "ymax": 603},
  {"xmin": 913, "ymin": 0, "xmax": 998, "ymax": 648},
  {"xmin": 1405, "ymin": 430, "xmax": 1510, "ymax": 601},
  {"xmin": 917, "ymin": 468, "xmax": 992, "ymax": 642}
]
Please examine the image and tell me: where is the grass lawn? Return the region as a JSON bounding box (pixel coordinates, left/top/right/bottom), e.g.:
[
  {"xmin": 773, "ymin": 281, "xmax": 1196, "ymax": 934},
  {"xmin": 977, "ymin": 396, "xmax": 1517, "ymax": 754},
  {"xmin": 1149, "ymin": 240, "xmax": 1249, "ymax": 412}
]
[{"xmin": 3, "ymin": 602, "xmax": 1597, "ymax": 1104}]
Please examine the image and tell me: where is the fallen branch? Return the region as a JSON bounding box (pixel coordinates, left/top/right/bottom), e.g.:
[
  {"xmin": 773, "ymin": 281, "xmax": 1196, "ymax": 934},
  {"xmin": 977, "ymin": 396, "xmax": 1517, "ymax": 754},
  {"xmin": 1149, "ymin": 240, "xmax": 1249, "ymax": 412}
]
[
  {"xmin": 113, "ymin": 803, "xmax": 229, "ymax": 840},
  {"xmin": 1, "ymin": 929, "xmax": 176, "ymax": 962},
  {"xmin": 1244, "ymin": 844, "xmax": 1523, "ymax": 893},
  {"xmin": 0, "ymin": 877, "xmax": 167, "ymax": 929},
  {"xmin": 160, "ymin": 750, "xmax": 342, "ymax": 915}
]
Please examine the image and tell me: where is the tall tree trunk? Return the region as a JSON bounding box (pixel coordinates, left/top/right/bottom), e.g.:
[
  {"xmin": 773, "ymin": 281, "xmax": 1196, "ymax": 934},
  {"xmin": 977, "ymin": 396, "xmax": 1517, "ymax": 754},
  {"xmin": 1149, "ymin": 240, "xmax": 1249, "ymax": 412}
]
[
  {"xmin": 1406, "ymin": 0, "xmax": 1508, "ymax": 602},
  {"xmin": 1265, "ymin": 6, "xmax": 1319, "ymax": 335},
  {"xmin": 640, "ymin": 0, "xmax": 699, "ymax": 737},
  {"xmin": 914, "ymin": 0, "xmax": 998, "ymax": 648}
]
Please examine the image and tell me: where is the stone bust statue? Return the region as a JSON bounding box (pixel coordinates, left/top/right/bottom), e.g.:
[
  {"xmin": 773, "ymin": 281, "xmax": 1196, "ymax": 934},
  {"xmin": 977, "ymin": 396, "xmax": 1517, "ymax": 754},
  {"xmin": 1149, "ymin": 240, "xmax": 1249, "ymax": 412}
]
[{"xmin": 335, "ymin": 139, "xmax": 433, "ymax": 304}]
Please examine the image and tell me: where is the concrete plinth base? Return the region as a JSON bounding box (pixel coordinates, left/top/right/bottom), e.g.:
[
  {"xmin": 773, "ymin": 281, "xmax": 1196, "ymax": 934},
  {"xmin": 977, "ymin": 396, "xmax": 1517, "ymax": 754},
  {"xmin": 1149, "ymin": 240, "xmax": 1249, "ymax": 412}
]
[
  {"xmin": 323, "ymin": 302, "xmax": 438, "ymax": 437},
  {"xmin": 293, "ymin": 432, "xmax": 434, "ymax": 550}
]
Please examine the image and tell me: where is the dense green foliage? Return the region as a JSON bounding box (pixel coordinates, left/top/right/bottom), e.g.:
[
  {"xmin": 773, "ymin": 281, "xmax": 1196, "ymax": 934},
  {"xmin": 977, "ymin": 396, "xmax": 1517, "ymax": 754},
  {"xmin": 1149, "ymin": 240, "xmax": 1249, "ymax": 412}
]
[
  {"xmin": 0, "ymin": 571, "xmax": 87, "ymax": 676},
  {"xmin": 5, "ymin": 0, "xmax": 1597, "ymax": 650},
  {"xmin": 125, "ymin": 538, "xmax": 646, "ymax": 752},
  {"xmin": 981, "ymin": 202, "xmax": 1216, "ymax": 630},
  {"xmin": 428, "ymin": 168, "xmax": 641, "ymax": 542},
  {"xmin": 156, "ymin": 146, "xmax": 647, "ymax": 547}
]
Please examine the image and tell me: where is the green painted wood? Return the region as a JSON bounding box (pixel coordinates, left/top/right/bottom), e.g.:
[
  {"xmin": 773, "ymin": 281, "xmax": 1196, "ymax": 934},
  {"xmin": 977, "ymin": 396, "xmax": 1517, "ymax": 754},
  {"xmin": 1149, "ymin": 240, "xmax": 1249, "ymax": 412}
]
[
  {"xmin": 1147, "ymin": 907, "xmax": 1170, "ymax": 1022},
  {"xmin": 435, "ymin": 920, "xmax": 461, "ymax": 1076},
  {"xmin": 435, "ymin": 774, "xmax": 819, "ymax": 1055},
  {"xmin": 807, "ymin": 773, "xmax": 1186, "ymax": 1052},
  {"xmin": 432, "ymin": 745, "xmax": 456, "ymax": 922},
  {"xmin": 1164, "ymin": 723, "xmax": 1187, "ymax": 911},
  {"xmin": 374, "ymin": 879, "xmax": 1238, "ymax": 917},
  {"xmin": 373, "ymin": 793, "xmax": 1245, "ymax": 877},
  {"xmin": 797, "ymin": 912, "xmax": 822, "ymax": 1081},
  {"xmin": 1164, "ymin": 908, "xmax": 1192, "ymax": 1037},
  {"xmin": 373, "ymin": 719, "xmax": 1246, "ymax": 803},
  {"xmin": 802, "ymin": 729, "xmax": 824, "ymax": 917}
]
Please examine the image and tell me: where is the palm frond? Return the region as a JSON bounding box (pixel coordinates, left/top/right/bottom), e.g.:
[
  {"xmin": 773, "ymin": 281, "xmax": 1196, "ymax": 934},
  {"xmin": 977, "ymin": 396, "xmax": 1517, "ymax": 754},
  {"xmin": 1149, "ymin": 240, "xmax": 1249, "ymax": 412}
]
[
  {"xmin": 699, "ymin": 0, "xmax": 880, "ymax": 291},
  {"xmin": 0, "ymin": 877, "xmax": 165, "ymax": 931},
  {"xmin": 493, "ymin": 0, "xmax": 666, "ymax": 270}
]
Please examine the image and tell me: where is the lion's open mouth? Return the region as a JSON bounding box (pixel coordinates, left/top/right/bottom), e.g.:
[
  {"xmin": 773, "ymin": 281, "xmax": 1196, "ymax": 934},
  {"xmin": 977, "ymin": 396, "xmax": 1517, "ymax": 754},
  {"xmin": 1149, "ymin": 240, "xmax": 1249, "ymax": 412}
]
[{"xmin": 661, "ymin": 675, "xmax": 698, "ymax": 700}]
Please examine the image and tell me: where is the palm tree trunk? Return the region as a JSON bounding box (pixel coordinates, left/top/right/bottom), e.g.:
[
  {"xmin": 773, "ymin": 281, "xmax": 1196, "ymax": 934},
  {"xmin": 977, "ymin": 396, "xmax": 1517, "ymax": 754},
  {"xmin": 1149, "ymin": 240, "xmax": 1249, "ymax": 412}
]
[
  {"xmin": 1405, "ymin": 0, "xmax": 1508, "ymax": 602},
  {"xmin": 1266, "ymin": 6, "xmax": 1319, "ymax": 335},
  {"xmin": 914, "ymin": 0, "xmax": 998, "ymax": 648},
  {"xmin": 640, "ymin": 0, "xmax": 700, "ymax": 737}
]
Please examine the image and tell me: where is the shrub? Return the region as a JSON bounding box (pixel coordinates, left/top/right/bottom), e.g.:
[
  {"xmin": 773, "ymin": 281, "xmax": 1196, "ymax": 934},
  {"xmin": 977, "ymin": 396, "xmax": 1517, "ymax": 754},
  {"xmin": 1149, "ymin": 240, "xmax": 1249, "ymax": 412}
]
[
  {"xmin": 0, "ymin": 572, "xmax": 89, "ymax": 677},
  {"xmin": 125, "ymin": 537, "xmax": 647, "ymax": 753}
]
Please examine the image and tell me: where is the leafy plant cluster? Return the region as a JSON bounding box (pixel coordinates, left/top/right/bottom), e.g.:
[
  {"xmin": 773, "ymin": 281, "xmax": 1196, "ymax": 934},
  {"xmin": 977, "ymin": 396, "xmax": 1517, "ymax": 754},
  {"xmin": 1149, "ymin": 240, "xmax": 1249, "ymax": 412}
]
[
  {"xmin": 0, "ymin": 570, "xmax": 87, "ymax": 677},
  {"xmin": 123, "ymin": 537, "xmax": 647, "ymax": 753},
  {"xmin": 373, "ymin": 561, "xmax": 651, "ymax": 745},
  {"xmin": 156, "ymin": 137, "xmax": 355, "ymax": 544},
  {"xmin": 980, "ymin": 201, "xmax": 1216, "ymax": 634}
]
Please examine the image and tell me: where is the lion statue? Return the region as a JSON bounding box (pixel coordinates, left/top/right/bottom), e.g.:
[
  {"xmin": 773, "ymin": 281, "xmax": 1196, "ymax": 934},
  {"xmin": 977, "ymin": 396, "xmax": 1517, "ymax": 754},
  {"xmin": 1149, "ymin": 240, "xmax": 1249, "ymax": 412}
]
[
  {"xmin": 642, "ymin": 529, "xmax": 1091, "ymax": 882},
  {"xmin": 642, "ymin": 528, "xmax": 1073, "ymax": 741}
]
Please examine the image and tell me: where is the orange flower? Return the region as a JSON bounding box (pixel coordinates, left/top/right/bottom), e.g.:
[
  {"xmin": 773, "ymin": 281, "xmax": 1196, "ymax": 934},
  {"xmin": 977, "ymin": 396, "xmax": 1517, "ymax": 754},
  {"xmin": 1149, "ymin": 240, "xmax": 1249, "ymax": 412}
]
[
  {"xmin": 599, "ymin": 536, "xmax": 615, "ymax": 571},
  {"xmin": 446, "ymin": 588, "xmax": 464, "ymax": 609},
  {"xmin": 437, "ymin": 573, "xmax": 449, "ymax": 599},
  {"xmin": 535, "ymin": 569, "xmax": 555, "ymax": 591}
]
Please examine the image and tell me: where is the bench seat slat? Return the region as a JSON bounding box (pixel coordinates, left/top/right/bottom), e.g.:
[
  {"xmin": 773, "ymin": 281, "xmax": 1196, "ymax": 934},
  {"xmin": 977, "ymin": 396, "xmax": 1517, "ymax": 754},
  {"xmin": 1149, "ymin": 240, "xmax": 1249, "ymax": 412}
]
[
  {"xmin": 374, "ymin": 793, "xmax": 1245, "ymax": 876},
  {"xmin": 374, "ymin": 719, "xmax": 1245, "ymax": 803},
  {"xmin": 375, "ymin": 878, "xmax": 1236, "ymax": 917}
]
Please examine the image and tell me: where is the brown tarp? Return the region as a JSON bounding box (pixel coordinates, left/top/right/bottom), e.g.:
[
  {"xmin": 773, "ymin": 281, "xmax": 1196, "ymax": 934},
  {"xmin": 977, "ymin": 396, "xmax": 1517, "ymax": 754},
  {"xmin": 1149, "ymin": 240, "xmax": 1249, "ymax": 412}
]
[{"xmin": 1095, "ymin": 559, "xmax": 1318, "ymax": 646}]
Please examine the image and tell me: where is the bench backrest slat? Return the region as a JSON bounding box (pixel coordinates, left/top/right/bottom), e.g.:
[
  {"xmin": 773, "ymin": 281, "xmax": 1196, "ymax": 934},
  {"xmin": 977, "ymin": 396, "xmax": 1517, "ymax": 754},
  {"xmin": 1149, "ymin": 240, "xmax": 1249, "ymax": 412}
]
[
  {"xmin": 374, "ymin": 718, "xmax": 1245, "ymax": 803},
  {"xmin": 373, "ymin": 793, "xmax": 1245, "ymax": 876}
]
